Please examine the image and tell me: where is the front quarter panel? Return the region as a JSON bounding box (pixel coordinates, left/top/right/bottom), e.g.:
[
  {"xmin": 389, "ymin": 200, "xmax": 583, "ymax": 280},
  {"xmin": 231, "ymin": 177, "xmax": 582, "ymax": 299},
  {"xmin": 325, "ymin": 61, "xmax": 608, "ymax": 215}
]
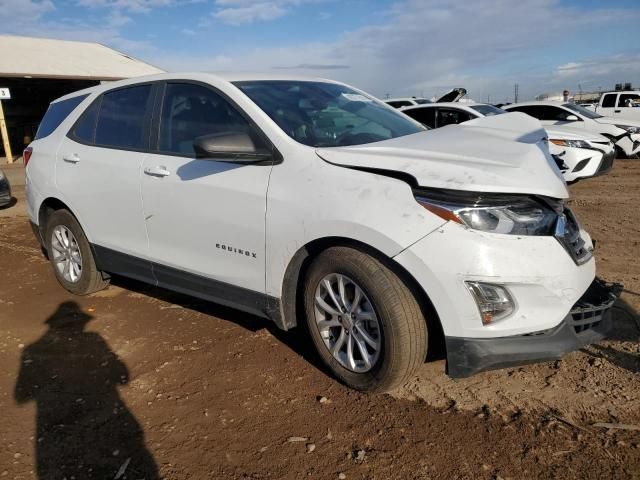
[{"xmin": 264, "ymin": 146, "xmax": 446, "ymax": 297}]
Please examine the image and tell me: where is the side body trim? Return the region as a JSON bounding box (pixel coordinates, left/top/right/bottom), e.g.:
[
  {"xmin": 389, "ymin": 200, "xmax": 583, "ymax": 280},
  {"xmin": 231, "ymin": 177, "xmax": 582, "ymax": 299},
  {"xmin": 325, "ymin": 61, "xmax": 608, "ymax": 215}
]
[{"xmin": 92, "ymin": 245, "xmax": 284, "ymax": 328}]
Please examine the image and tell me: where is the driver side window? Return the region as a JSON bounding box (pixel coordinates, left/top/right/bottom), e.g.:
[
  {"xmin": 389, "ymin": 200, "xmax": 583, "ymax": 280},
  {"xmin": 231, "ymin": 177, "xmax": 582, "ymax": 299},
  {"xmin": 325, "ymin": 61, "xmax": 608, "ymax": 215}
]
[{"xmin": 158, "ymin": 83, "xmax": 252, "ymax": 156}]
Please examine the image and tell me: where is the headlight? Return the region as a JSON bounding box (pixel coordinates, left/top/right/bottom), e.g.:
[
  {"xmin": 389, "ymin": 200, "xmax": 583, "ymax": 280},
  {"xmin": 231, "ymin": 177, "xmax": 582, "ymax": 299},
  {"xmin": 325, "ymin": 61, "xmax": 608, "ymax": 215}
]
[
  {"xmin": 549, "ymin": 139, "xmax": 590, "ymax": 149},
  {"xmin": 615, "ymin": 125, "xmax": 640, "ymax": 134},
  {"xmin": 414, "ymin": 190, "xmax": 559, "ymax": 236}
]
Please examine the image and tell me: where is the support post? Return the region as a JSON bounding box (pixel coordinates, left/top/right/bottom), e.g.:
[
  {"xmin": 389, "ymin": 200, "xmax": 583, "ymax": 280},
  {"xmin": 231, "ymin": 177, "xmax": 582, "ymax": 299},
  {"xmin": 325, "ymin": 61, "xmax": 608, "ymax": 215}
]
[{"xmin": 0, "ymin": 100, "xmax": 13, "ymax": 163}]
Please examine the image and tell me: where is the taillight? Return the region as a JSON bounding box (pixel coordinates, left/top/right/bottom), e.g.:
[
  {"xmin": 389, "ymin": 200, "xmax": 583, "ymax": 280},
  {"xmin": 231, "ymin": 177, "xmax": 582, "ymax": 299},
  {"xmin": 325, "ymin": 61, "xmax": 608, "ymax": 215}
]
[{"xmin": 23, "ymin": 147, "xmax": 33, "ymax": 167}]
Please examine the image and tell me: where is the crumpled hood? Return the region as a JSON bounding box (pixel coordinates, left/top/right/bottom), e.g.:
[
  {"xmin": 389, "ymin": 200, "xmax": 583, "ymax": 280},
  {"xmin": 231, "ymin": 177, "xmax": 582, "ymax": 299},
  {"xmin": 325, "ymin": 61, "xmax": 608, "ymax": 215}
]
[
  {"xmin": 316, "ymin": 112, "xmax": 569, "ymax": 199},
  {"xmin": 544, "ymin": 125, "xmax": 609, "ymax": 142}
]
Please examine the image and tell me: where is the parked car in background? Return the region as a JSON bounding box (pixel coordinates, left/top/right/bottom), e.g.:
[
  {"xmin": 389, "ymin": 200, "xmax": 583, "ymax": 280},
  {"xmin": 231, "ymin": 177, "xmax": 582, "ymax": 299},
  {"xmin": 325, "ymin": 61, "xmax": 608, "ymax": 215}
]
[
  {"xmin": 502, "ymin": 101, "xmax": 640, "ymax": 158},
  {"xmin": 0, "ymin": 168, "xmax": 11, "ymax": 207},
  {"xmin": 384, "ymin": 87, "xmax": 468, "ymax": 109},
  {"xmin": 401, "ymin": 103, "xmax": 615, "ymax": 182},
  {"xmin": 384, "ymin": 97, "xmax": 431, "ymax": 108},
  {"xmin": 25, "ymin": 73, "xmax": 619, "ymax": 392},
  {"xmin": 586, "ymin": 91, "xmax": 640, "ymax": 121}
]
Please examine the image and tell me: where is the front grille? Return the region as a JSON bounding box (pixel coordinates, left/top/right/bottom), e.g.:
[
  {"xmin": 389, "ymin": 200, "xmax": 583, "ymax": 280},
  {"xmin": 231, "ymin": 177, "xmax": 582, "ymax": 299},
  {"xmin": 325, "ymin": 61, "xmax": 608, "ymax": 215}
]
[
  {"xmin": 556, "ymin": 209, "xmax": 592, "ymax": 265},
  {"xmin": 570, "ymin": 278, "xmax": 621, "ymax": 334}
]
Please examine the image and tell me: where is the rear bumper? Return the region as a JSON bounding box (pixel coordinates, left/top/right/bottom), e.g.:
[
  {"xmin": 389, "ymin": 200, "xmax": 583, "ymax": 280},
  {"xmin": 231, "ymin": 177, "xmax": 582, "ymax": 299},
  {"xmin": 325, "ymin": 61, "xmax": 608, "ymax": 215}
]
[{"xmin": 446, "ymin": 278, "xmax": 622, "ymax": 378}]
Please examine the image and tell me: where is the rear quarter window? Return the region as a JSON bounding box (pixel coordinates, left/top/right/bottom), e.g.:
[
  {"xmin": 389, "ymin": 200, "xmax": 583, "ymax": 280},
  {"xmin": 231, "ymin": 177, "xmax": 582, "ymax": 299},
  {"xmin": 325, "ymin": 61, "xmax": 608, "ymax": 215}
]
[{"xmin": 35, "ymin": 95, "xmax": 89, "ymax": 140}]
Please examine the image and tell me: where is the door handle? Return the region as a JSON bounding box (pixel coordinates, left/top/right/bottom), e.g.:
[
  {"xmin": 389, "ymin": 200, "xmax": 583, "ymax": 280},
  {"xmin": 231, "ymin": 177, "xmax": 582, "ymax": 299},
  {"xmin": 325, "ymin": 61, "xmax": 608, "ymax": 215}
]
[
  {"xmin": 615, "ymin": 109, "xmax": 621, "ymax": 113},
  {"xmin": 144, "ymin": 166, "xmax": 171, "ymax": 177},
  {"xmin": 63, "ymin": 154, "xmax": 80, "ymax": 164}
]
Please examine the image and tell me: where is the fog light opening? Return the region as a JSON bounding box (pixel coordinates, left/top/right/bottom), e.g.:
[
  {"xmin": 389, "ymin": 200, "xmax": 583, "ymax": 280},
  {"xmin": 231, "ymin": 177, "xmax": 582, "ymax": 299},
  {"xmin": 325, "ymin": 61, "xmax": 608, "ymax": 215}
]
[{"xmin": 465, "ymin": 282, "xmax": 515, "ymax": 325}]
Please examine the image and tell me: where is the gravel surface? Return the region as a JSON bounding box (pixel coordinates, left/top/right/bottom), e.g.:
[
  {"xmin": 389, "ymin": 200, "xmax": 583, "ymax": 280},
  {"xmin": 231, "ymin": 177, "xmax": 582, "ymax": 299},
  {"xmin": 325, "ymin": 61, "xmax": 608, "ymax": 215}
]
[{"xmin": 1, "ymin": 161, "xmax": 638, "ymax": 479}]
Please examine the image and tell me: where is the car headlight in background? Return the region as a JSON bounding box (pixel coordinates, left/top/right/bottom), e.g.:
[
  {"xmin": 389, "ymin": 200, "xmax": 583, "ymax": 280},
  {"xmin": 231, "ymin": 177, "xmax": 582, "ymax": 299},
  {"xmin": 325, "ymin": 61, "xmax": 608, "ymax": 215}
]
[
  {"xmin": 549, "ymin": 139, "xmax": 590, "ymax": 149},
  {"xmin": 414, "ymin": 191, "xmax": 559, "ymax": 236},
  {"xmin": 615, "ymin": 125, "xmax": 640, "ymax": 134}
]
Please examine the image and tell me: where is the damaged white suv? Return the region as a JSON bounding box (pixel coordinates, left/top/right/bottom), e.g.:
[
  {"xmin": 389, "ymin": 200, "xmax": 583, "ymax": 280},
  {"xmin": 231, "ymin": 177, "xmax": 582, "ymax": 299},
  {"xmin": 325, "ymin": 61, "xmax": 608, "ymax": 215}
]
[{"xmin": 25, "ymin": 73, "xmax": 620, "ymax": 392}]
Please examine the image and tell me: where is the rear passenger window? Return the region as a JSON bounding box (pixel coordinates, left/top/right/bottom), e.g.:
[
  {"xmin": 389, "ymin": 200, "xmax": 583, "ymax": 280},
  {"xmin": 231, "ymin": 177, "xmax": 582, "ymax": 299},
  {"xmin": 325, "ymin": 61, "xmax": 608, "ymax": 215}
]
[
  {"xmin": 158, "ymin": 83, "xmax": 252, "ymax": 156},
  {"xmin": 601, "ymin": 94, "xmax": 616, "ymax": 108},
  {"xmin": 437, "ymin": 108, "xmax": 474, "ymax": 126},
  {"xmin": 95, "ymin": 85, "xmax": 152, "ymax": 150},
  {"xmin": 404, "ymin": 108, "xmax": 436, "ymax": 128},
  {"xmin": 618, "ymin": 94, "xmax": 640, "ymax": 107},
  {"xmin": 36, "ymin": 95, "xmax": 88, "ymax": 140}
]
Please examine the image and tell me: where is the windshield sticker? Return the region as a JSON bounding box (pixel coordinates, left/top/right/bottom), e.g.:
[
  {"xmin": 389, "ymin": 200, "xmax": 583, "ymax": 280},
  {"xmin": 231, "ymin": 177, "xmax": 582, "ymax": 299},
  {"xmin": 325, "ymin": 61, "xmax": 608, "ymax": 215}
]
[{"xmin": 341, "ymin": 93, "xmax": 373, "ymax": 102}]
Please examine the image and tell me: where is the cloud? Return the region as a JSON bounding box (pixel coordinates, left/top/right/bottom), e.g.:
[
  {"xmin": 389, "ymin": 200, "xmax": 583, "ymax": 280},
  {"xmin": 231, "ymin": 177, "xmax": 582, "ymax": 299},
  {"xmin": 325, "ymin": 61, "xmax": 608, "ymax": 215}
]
[
  {"xmin": 161, "ymin": 0, "xmax": 639, "ymax": 101},
  {"xmin": 0, "ymin": 0, "xmax": 54, "ymax": 20},
  {"xmin": 212, "ymin": 0, "xmax": 329, "ymax": 25},
  {"xmin": 75, "ymin": 0, "xmax": 176, "ymax": 13},
  {"xmin": 214, "ymin": 2, "xmax": 287, "ymax": 24},
  {"xmin": 272, "ymin": 63, "xmax": 350, "ymax": 70}
]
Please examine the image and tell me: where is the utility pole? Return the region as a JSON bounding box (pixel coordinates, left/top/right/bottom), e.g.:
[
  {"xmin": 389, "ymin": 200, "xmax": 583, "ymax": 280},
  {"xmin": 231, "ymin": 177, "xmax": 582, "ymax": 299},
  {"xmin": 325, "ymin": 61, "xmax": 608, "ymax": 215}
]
[{"xmin": 514, "ymin": 83, "xmax": 519, "ymax": 104}]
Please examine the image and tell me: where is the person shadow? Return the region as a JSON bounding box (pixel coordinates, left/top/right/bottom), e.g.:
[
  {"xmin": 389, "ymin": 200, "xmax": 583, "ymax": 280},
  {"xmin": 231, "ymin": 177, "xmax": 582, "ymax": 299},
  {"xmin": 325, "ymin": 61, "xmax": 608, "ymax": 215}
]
[{"xmin": 14, "ymin": 301, "xmax": 159, "ymax": 480}]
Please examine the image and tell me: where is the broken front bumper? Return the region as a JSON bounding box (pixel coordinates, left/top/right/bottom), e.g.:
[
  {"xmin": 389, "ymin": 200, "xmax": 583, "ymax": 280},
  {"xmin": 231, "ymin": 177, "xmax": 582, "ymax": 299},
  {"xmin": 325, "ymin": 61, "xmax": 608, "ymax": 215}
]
[{"xmin": 445, "ymin": 278, "xmax": 623, "ymax": 378}]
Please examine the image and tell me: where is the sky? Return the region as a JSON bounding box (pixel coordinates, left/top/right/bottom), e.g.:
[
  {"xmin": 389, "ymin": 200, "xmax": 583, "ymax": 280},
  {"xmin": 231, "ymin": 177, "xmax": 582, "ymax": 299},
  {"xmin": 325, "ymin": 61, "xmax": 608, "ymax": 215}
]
[{"xmin": 1, "ymin": 0, "xmax": 639, "ymax": 102}]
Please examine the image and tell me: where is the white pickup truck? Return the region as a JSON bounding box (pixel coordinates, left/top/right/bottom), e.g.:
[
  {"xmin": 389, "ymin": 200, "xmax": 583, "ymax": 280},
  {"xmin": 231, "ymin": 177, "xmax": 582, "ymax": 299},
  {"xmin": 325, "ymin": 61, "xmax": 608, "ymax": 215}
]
[{"xmin": 587, "ymin": 91, "xmax": 640, "ymax": 121}]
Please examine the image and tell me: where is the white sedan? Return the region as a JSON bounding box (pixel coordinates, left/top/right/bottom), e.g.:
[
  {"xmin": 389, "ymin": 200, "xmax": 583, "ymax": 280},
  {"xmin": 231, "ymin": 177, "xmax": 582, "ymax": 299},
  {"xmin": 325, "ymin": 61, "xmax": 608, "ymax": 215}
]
[
  {"xmin": 401, "ymin": 102, "xmax": 615, "ymax": 183},
  {"xmin": 502, "ymin": 101, "xmax": 640, "ymax": 158}
]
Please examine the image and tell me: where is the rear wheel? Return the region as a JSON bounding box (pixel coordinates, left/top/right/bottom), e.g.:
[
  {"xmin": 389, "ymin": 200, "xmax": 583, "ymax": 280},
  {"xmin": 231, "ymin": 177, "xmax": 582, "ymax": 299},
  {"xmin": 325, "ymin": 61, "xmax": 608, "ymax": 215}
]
[
  {"xmin": 45, "ymin": 209, "xmax": 109, "ymax": 295},
  {"xmin": 303, "ymin": 247, "xmax": 427, "ymax": 392}
]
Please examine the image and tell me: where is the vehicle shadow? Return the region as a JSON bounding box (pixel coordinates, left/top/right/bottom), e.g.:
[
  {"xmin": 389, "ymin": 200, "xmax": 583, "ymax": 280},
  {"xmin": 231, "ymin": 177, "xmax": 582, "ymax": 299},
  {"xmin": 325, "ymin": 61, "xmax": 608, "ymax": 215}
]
[
  {"xmin": 110, "ymin": 275, "xmax": 332, "ymax": 376},
  {"xmin": 14, "ymin": 301, "xmax": 159, "ymax": 480},
  {"xmin": 109, "ymin": 275, "xmax": 445, "ymax": 383},
  {"xmin": 581, "ymin": 297, "xmax": 640, "ymax": 374},
  {"xmin": 0, "ymin": 197, "xmax": 17, "ymax": 209}
]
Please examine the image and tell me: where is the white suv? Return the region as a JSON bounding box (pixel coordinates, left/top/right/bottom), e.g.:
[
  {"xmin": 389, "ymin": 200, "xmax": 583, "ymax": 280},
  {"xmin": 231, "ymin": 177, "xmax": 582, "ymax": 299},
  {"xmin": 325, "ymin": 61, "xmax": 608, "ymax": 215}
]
[{"xmin": 25, "ymin": 73, "xmax": 619, "ymax": 392}]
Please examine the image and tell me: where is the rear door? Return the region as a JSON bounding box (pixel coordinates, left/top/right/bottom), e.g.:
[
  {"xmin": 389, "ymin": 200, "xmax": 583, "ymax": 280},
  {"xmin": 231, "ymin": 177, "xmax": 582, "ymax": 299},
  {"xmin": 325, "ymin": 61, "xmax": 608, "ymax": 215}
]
[
  {"xmin": 615, "ymin": 93, "xmax": 640, "ymax": 121},
  {"xmin": 56, "ymin": 84, "xmax": 155, "ymax": 261},
  {"xmin": 140, "ymin": 81, "xmax": 274, "ymax": 297}
]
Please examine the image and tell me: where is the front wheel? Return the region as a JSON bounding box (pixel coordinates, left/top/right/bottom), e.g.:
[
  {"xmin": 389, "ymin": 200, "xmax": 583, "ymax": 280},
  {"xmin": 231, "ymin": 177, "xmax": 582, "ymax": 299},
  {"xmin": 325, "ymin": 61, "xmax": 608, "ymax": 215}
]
[{"xmin": 303, "ymin": 247, "xmax": 427, "ymax": 392}]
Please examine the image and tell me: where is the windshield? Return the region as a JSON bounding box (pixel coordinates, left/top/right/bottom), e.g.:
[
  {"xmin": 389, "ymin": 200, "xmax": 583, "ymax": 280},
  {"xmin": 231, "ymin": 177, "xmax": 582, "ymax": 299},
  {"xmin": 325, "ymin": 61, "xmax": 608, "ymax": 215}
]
[
  {"xmin": 563, "ymin": 103, "xmax": 603, "ymax": 119},
  {"xmin": 469, "ymin": 104, "xmax": 506, "ymax": 117},
  {"xmin": 414, "ymin": 99, "xmax": 431, "ymax": 104},
  {"xmin": 234, "ymin": 81, "xmax": 425, "ymax": 147}
]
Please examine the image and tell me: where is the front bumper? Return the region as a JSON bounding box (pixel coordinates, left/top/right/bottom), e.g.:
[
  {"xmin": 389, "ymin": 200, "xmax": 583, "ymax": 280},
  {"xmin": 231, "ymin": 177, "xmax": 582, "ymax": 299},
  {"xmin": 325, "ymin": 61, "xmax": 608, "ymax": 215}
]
[
  {"xmin": 595, "ymin": 148, "xmax": 615, "ymax": 176},
  {"xmin": 445, "ymin": 278, "xmax": 622, "ymax": 378}
]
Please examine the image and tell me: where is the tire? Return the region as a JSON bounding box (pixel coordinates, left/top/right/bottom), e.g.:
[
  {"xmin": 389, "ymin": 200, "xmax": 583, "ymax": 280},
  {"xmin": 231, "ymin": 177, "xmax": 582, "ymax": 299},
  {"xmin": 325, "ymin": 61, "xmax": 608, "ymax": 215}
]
[
  {"xmin": 303, "ymin": 246, "xmax": 427, "ymax": 393},
  {"xmin": 45, "ymin": 209, "xmax": 109, "ymax": 295}
]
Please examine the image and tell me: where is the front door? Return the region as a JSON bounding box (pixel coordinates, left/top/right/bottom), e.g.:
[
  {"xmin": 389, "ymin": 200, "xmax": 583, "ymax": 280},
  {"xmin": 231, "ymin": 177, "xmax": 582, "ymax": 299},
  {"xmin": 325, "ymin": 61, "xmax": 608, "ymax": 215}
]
[{"xmin": 140, "ymin": 82, "xmax": 273, "ymax": 297}]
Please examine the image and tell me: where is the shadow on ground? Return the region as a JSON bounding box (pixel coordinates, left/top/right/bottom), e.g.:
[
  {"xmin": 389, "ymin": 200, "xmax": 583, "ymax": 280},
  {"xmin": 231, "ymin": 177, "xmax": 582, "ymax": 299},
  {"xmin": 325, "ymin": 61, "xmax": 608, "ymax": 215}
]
[
  {"xmin": 581, "ymin": 297, "xmax": 640, "ymax": 374},
  {"xmin": 14, "ymin": 301, "xmax": 159, "ymax": 479}
]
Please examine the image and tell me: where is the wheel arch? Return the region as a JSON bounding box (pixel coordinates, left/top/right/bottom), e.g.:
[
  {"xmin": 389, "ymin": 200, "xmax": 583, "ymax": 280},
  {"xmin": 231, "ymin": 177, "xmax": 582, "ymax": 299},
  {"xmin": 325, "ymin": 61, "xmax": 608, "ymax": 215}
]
[
  {"xmin": 37, "ymin": 197, "xmax": 82, "ymax": 248},
  {"xmin": 278, "ymin": 236, "xmax": 445, "ymax": 357}
]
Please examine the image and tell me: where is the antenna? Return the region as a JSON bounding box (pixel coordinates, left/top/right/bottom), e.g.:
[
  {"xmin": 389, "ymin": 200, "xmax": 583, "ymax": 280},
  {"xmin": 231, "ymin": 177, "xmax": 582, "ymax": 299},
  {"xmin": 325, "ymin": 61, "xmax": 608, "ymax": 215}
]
[{"xmin": 514, "ymin": 83, "xmax": 519, "ymax": 103}]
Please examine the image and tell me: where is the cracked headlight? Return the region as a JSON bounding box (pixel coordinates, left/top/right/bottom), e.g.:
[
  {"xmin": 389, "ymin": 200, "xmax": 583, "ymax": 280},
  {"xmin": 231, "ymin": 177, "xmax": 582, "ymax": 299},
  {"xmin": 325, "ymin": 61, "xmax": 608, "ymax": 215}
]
[
  {"xmin": 549, "ymin": 139, "xmax": 590, "ymax": 149},
  {"xmin": 414, "ymin": 190, "xmax": 560, "ymax": 236},
  {"xmin": 615, "ymin": 125, "xmax": 640, "ymax": 134}
]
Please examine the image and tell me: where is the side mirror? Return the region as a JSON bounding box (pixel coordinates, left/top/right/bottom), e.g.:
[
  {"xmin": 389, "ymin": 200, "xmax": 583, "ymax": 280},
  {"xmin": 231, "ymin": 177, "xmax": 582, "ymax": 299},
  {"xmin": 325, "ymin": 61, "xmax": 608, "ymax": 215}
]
[
  {"xmin": 565, "ymin": 114, "xmax": 579, "ymax": 121},
  {"xmin": 193, "ymin": 131, "xmax": 272, "ymax": 163}
]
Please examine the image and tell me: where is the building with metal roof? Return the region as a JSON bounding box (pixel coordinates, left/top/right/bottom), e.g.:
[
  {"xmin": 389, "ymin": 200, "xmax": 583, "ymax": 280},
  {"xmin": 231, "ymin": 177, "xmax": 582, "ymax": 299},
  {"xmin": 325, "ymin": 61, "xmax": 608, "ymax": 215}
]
[{"xmin": 0, "ymin": 35, "xmax": 163, "ymax": 162}]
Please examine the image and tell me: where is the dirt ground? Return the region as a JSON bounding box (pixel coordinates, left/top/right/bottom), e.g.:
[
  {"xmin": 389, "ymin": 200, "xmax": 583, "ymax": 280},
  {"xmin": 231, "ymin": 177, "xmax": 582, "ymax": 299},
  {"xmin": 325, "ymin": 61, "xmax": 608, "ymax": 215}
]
[{"xmin": 1, "ymin": 161, "xmax": 639, "ymax": 479}]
